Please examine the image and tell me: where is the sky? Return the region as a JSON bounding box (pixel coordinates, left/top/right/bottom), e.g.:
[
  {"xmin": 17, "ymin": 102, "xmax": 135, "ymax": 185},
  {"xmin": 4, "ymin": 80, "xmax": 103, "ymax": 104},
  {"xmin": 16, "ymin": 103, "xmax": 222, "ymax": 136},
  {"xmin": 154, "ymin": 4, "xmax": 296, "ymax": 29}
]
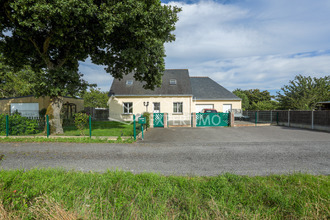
[{"xmin": 79, "ymin": 0, "xmax": 330, "ymax": 95}]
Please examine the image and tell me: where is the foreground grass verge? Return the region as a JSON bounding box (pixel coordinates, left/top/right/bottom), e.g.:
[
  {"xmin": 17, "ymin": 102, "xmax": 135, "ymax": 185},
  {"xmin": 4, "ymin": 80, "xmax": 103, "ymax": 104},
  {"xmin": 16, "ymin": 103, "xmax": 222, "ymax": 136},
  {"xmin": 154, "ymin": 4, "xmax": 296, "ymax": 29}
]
[
  {"xmin": 0, "ymin": 169, "xmax": 329, "ymax": 219},
  {"xmin": 0, "ymin": 137, "xmax": 135, "ymax": 144}
]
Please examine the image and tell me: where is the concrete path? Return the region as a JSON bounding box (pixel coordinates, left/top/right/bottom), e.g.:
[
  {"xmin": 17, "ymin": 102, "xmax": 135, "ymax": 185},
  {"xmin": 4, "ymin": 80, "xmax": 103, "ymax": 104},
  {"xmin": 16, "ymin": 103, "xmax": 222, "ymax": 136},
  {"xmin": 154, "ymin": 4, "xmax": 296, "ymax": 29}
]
[{"xmin": 0, "ymin": 126, "xmax": 329, "ymax": 176}]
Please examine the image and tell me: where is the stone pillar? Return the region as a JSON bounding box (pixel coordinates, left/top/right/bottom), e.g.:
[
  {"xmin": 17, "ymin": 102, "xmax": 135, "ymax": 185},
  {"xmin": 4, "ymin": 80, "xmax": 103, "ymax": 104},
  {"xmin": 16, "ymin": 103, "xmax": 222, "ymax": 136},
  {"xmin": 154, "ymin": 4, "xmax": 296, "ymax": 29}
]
[
  {"xmin": 164, "ymin": 113, "xmax": 168, "ymax": 128},
  {"xmin": 192, "ymin": 112, "xmax": 197, "ymax": 127},
  {"xmin": 230, "ymin": 112, "xmax": 235, "ymax": 127},
  {"xmin": 149, "ymin": 113, "xmax": 153, "ymax": 128}
]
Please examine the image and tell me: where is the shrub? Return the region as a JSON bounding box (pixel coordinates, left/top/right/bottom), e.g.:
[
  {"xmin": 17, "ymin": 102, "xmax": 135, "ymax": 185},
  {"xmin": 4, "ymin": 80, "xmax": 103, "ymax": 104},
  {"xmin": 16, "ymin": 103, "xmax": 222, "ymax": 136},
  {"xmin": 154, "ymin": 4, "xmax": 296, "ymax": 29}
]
[
  {"xmin": 0, "ymin": 114, "xmax": 38, "ymax": 135},
  {"xmin": 142, "ymin": 112, "xmax": 150, "ymax": 128},
  {"xmin": 73, "ymin": 113, "xmax": 89, "ymax": 136}
]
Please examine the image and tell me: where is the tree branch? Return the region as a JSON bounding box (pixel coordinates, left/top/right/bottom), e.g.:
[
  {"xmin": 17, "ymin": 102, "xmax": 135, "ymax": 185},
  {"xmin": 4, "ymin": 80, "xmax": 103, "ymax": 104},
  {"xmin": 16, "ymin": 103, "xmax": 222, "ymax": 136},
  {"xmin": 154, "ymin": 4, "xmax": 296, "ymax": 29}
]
[{"xmin": 28, "ymin": 37, "xmax": 53, "ymax": 69}]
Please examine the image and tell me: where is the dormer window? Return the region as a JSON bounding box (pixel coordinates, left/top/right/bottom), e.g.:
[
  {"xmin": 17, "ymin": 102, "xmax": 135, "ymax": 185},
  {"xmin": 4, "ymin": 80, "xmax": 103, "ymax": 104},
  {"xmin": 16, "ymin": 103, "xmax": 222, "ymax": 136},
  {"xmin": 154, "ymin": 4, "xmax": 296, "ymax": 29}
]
[
  {"xmin": 126, "ymin": 80, "xmax": 133, "ymax": 85},
  {"xmin": 170, "ymin": 79, "xmax": 177, "ymax": 85}
]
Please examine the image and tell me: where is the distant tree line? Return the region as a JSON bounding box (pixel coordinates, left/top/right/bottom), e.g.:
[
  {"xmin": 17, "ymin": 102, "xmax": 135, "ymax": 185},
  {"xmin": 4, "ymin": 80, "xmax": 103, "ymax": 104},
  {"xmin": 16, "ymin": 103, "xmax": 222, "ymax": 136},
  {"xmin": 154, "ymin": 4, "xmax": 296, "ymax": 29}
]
[{"xmin": 233, "ymin": 75, "xmax": 330, "ymax": 110}]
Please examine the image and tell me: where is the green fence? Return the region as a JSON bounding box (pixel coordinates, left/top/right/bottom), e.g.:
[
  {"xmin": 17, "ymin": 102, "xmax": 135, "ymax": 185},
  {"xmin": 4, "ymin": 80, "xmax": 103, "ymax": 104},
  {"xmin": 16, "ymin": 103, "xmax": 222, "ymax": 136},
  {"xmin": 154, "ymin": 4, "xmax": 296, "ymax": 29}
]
[
  {"xmin": 0, "ymin": 114, "xmax": 46, "ymax": 136},
  {"xmin": 0, "ymin": 113, "xmax": 144, "ymax": 139},
  {"xmin": 196, "ymin": 113, "xmax": 230, "ymax": 127}
]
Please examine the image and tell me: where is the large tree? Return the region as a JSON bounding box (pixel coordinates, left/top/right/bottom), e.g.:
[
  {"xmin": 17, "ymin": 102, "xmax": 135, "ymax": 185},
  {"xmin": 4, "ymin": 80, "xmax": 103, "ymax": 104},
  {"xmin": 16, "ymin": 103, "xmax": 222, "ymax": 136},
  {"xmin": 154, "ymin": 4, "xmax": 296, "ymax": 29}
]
[
  {"xmin": 0, "ymin": 0, "xmax": 180, "ymax": 133},
  {"xmin": 277, "ymin": 75, "xmax": 330, "ymax": 110}
]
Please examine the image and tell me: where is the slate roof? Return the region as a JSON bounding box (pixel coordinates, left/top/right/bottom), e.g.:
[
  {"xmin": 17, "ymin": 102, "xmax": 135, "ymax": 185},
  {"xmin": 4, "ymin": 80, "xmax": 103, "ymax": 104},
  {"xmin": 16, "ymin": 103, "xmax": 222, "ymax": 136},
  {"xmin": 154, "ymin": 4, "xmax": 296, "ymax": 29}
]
[
  {"xmin": 190, "ymin": 77, "xmax": 241, "ymax": 100},
  {"xmin": 109, "ymin": 69, "xmax": 240, "ymax": 100},
  {"xmin": 109, "ymin": 69, "xmax": 193, "ymax": 96}
]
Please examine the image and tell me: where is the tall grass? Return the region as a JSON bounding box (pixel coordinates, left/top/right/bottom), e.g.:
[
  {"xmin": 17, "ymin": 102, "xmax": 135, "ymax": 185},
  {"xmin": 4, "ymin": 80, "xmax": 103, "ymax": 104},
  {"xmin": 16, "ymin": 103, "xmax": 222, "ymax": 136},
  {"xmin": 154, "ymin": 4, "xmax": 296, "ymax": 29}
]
[{"xmin": 0, "ymin": 169, "xmax": 329, "ymax": 219}]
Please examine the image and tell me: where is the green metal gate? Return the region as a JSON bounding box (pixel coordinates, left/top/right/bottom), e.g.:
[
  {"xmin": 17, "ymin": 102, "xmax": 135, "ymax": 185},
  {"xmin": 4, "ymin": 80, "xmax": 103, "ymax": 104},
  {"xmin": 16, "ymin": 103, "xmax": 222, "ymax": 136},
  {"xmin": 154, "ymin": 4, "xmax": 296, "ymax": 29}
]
[
  {"xmin": 196, "ymin": 113, "xmax": 230, "ymax": 127},
  {"xmin": 153, "ymin": 113, "xmax": 164, "ymax": 127}
]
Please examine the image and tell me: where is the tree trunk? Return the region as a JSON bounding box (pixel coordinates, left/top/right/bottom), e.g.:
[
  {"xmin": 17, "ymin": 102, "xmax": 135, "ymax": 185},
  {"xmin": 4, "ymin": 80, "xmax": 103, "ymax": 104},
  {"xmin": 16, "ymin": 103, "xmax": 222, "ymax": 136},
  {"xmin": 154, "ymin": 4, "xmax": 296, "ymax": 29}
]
[{"xmin": 46, "ymin": 96, "xmax": 64, "ymax": 134}]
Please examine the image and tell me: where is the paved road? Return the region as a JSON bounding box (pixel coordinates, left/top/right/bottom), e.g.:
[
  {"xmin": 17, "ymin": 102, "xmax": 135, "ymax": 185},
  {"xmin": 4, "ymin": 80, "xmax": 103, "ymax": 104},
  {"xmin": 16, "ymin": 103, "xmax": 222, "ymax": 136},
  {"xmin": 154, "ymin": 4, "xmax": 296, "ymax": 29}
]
[{"xmin": 0, "ymin": 126, "xmax": 329, "ymax": 176}]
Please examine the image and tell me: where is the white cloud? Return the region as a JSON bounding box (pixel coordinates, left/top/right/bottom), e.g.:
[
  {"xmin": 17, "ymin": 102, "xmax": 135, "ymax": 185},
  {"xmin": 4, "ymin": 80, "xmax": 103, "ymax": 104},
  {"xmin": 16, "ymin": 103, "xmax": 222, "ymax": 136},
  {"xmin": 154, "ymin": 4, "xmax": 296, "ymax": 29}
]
[
  {"xmin": 79, "ymin": 59, "xmax": 113, "ymax": 92},
  {"xmin": 188, "ymin": 51, "xmax": 330, "ymax": 91},
  {"xmin": 163, "ymin": 0, "xmax": 330, "ymax": 91}
]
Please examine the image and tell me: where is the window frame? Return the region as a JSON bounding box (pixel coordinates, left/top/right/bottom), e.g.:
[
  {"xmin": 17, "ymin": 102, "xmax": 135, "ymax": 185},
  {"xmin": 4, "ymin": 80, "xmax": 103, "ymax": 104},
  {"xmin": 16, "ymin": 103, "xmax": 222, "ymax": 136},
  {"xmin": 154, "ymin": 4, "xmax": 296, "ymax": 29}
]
[
  {"xmin": 173, "ymin": 102, "xmax": 183, "ymax": 114},
  {"xmin": 123, "ymin": 102, "xmax": 133, "ymax": 114},
  {"xmin": 153, "ymin": 102, "xmax": 160, "ymax": 112},
  {"xmin": 126, "ymin": 80, "xmax": 133, "ymax": 85},
  {"xmin": 169, "ymin": 79, "xmax": 177, "ymax": 85}
]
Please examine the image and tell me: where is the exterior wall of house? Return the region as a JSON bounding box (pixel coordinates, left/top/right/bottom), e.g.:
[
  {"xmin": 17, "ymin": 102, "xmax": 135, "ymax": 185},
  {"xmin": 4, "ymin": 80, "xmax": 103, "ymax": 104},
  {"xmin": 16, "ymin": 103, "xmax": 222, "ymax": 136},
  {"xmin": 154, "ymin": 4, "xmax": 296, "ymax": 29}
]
[
  {"xmin": 108, "ymin": 96, "xmax": 242, "ymax": 122},
  {"xmin": 193, "ymin": 100, "xmax": 242, "ymax": 113},
  {"xmin": 0, "ymin": 96, "xmax": 84, "ymax": 115},
  {"xmin": 108, "ymin": 96, "xmax": 193, "ymax": 121}
]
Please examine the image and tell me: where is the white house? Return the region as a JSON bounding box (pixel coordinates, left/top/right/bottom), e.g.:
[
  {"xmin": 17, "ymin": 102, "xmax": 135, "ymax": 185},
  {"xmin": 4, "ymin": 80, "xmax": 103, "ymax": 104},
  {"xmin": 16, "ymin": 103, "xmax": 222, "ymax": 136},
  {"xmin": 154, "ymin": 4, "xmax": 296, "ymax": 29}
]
[{"xmin": 108, "ymin": 69, "xmax": 241, "ymax": 126}]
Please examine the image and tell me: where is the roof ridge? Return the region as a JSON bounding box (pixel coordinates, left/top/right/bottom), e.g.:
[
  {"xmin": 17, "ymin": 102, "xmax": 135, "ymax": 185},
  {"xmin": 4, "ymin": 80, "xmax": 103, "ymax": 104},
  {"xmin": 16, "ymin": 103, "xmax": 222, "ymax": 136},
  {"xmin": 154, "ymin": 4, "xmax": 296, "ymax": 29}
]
[{"xmin": 190, "ymin": 76, "xmax": 209, "ymax": 78}]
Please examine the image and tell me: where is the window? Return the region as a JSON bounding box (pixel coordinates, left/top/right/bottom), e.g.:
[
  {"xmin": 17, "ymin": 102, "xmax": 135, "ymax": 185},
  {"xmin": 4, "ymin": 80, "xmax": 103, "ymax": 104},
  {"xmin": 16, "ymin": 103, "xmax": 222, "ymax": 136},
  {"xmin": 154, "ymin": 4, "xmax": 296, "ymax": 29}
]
[
  {"xmin": 10, "ymin": 103, "xmax": 39, "ymax": 118},
  {"xmin": 153, "ymin": 102, "xmax": 160, "ymax": 113},
  {"xmin": 170, "ymin": 79, "xmax": 177, "ymax": 85},
  {"xmin": 123, "ymin": 102, "xmax": 133, "ymax": 114},
  {"xmin": 173, "ymin": 102, "xmax": 183, "ymax": 113},
  {"xmin": 126, "ymin": 80, "xmax": 133, "ymax": 85}
]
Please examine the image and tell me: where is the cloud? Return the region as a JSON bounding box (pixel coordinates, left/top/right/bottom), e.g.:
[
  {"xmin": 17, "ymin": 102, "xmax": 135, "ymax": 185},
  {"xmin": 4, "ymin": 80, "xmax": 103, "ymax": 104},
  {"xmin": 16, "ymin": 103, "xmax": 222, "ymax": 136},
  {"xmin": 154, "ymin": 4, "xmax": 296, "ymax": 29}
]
[
  {"xmin": 163, "ymin": 0, "xmax": 330, "ymax": 91},
  {"xmin": 189, "ymin": 51, "xmax": 330, "ymax": 91},
  {"xmin": 79, "ymin": 59, "xmax": 113, "ymax": 92}
]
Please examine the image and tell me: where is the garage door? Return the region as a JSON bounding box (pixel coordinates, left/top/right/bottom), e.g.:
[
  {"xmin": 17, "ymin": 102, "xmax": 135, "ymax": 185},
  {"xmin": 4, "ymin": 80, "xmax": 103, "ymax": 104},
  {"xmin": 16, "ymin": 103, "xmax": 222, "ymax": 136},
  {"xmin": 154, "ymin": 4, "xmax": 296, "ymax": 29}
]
[
  {"xmin": 11, "ymin": 103, "xmax": 39, "ymax": 117},
  {"xmin": 195, "ymin": 104, "xmax": 214, "ymax": 113}
]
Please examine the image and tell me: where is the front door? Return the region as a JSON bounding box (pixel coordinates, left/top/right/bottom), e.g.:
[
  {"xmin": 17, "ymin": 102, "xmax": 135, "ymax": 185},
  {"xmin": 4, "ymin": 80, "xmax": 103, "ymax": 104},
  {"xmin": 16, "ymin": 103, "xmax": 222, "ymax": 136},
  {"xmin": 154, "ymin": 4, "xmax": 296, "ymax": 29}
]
[{"xmin": 153, "ymin": 102, "xmax": 160, "ymax": 113}]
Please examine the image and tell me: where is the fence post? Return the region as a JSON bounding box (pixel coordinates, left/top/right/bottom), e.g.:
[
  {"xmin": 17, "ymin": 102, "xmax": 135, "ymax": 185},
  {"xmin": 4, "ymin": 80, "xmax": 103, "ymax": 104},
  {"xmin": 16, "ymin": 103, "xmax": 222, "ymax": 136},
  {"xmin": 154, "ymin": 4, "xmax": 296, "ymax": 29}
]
[
  {"xmin": 150, "ymin": 113, "xmax": 154, "ymax": 128},
  {"xmin": 164, "ymin": 113, "xmax": 168, "ymax": 128},
  {"xmin": 311, "ymin": 110, "xmax": 314, "ymax": 130},
  {"xmin": 133, "ymin": 115, "xmax": 136, "ymax": 140},
  {"xmin": 6, "ymin": 115, "xmax": 9, "ymax": 137},
  {"xmin": 288, "ymin": 110, "xmax": 290, "ymax": 127},
  {"xmin": 255, "ymin": 111, "xmax": 257, "ymax": 126},
  {"xmin": 89, "ymin": 115, "xmax": 92, "ymax": 138},
  {"xmin": 277, "ymin": 112, "xmax": 279, "ymax": 125},
  {"xmin": 46, "ymin": 115, "xmax": 50, "ymax": 138},
  {"xmin": 270, "ymin": 110, "xmax": 273, "ymax": 124}
]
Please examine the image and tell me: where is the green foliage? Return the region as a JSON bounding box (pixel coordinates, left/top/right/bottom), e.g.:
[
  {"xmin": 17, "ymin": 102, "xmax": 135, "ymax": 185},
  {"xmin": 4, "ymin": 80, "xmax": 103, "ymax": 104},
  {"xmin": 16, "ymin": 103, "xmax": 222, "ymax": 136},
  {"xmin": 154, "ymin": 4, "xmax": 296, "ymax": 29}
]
[
  {"xmin": 0, "ymin": 170, "xmax": 329, "ymax": 219},
  {"xmin": 243, "ymin": 89, "xmax": 274, "ymax": 106},
  {"xmin": 233, "ymin": 89, "xmax": 276, "ymax": 110},
  {"xmin": 82, "ymin": 88, "xmax": 109, "ymax": 108},
  {"xmin": 0, "ymin": 0, "xmax": 181, "ymax": 91},
  {"xmin": 0, "ymin": 114, "xmax": 39, "ymax": 135},
  {"xmin": 249, "ymin": 100, "xmax": 279, "ymax": 110},
  {"xmin": 73, "ymin": 113, "xmax": 89, "ymax": 136},
  {"xmin": 233, "ymin": 89, "xmax": 250, "ymax": 110},
  {"xmin": 0, "ymin": 55, "xmax": 34, "ymax": 98},
  {"xmin": 277, "ymin": 75, "xmax": 330, "ymax": 110},
  {"xmin": 142, "ymin": 112, "xmax": 151, "ymax": 128}
]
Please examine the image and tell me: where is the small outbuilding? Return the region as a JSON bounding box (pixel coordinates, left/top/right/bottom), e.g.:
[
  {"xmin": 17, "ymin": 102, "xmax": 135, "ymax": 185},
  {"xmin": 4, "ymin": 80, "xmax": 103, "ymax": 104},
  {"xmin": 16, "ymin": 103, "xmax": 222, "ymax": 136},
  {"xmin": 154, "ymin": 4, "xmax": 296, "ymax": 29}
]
[{"xmin": 0, "ymin": 95, "xmax": 84, "ymax": 118}]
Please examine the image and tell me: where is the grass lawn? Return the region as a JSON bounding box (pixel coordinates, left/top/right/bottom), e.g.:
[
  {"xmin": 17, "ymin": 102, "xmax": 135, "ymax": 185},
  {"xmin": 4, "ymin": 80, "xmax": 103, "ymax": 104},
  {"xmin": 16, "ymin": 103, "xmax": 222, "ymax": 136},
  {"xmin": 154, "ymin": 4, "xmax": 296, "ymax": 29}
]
[
  {"xmin": 0, "ymin": 169, "xmax": 329, "ymax": 219},
  {"xmin": 58, "ymin": 121, "xmax": 135, "ymax": 137}
]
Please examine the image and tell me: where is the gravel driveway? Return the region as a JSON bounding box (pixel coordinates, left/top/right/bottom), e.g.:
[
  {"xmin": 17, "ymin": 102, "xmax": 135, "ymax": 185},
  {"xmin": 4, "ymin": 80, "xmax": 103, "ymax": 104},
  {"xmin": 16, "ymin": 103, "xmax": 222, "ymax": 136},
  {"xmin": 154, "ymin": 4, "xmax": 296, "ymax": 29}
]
[{"xmin": 0, "ymin": 126, "xmax": 329, "ymax": 176}]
